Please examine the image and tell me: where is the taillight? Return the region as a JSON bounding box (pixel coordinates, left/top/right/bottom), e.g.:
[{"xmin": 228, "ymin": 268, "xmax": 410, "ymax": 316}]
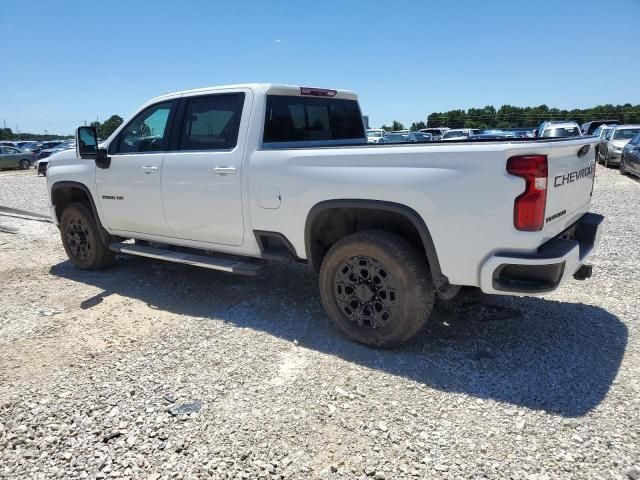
[
  {"xmin": 300, "ymin": 87, "xmax": 337, "ymax": 97},
  {"xmin": 506, "ymin": 155, "xmax": 548, "ymax": 231}
]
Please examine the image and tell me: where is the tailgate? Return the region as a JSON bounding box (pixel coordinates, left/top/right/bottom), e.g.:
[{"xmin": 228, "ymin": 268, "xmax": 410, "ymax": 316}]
[{"xmin": 544, "ymin": 138, "xmax": 598, "ymax": 233}]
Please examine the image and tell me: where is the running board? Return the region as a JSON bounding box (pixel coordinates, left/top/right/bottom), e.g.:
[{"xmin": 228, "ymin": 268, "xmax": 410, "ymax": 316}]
[{"xmin": 109, "ymin": 242, "xmax": 261, "ymax": 276}]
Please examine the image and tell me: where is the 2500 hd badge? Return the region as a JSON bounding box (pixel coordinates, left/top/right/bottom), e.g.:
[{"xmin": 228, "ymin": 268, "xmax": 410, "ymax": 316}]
[{"xmin": 554, "ymin": 163, "xmax": 595, "ymax": 187}]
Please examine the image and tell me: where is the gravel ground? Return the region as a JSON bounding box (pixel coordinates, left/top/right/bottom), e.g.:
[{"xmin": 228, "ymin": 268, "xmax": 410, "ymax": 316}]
[{"xmin": 0, "ymin": 166, "xmax": 638, "ymax": 480}]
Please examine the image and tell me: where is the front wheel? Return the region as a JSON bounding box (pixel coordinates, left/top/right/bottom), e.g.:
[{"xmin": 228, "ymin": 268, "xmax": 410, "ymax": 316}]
[
  {"xmin": 319, "ymin": 231, "xmax": 435, "ymax": 348},
  {"xmin": 60, "ymin": 202, "xmax": 115, "ymax": 270},
  {"xmin": 19, "ymin": 159, "xmax": 30, "ymax": 170}
]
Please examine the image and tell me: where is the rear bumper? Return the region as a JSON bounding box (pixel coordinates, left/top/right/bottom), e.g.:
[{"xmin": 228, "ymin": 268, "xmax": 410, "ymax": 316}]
[{"xmin": 480, "ymin": 212, "xmax": 604, "ymax": 295}]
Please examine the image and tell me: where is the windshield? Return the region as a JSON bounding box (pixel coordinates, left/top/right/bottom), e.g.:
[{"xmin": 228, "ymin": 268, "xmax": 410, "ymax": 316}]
[
  {"xmin": 613, "ymin": 128, "xmax": 640, "ymax": 140},
  {"xmin": 541, "ymin": 127, "xmax": 581, "ymax": 138},
  {"xmin": 367, "ymin": 131, "xmax": 383, "ymax": 137}
]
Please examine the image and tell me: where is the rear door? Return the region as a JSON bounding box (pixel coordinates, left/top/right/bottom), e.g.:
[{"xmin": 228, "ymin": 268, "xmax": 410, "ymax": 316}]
[{"xmin": 161, "ymin": 89, "xmax": 251, "ymax": 246}]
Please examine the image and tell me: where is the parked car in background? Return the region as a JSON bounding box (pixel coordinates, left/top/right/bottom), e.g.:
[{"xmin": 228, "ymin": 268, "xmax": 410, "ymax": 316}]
[
  {"xmin": 35, "ymin": 141, "xmax": 75, "ymax": 176},
  {"xmin": 581, "ymin": 120, "xmax": 621, "ymax": 136},
  {"xmin": 419, "ymin": 128, "xmax": 449, "ymax": 140},
  {"xmin": 441, "ymin": 128, "xmax": 481, "ymax": 140},
  {"xmin": 538, "ymin": 121, "xmax": 582, "ymax": 138},
  {"xmin": 36, "ymin": 140, "xmax": 75, "ymax": 160},
  {"xmin": 383, "ymin": 133, "xmax": 412, "ymax": 143},
  {"xmin": 468, "ymin": 133, "xmax": 514, "ymax": 140},
  {"xmin": 366, "ymin": 129, "xmax": 386, "ymax": 143},
  {"xmin": 481, "ymin": 129, "xmax": 516, "ymax": 138},
  {"xmin": 620, "ymin": 132, "xmax": 640, "ymax": 179},
  {"xmin": 593, "ymin": 125, "xmax": 614, "ymax": 160},
  {"xmin": 29, "ymin": 140, "xmax": 65, "ymax": 154},
  {"xmin": 381, "ymin": 132, "xmax": 433, "ymax": 143},
  {"xmin": 0, "ymin": 146, "xmax": 35, "ymax": 170},
  {"xmin": 599, "ymin": 125, "xmax": 640, "ymax": 167},
  {"xmin": 408, "ymin": 132, "xmax": 433, "ymax": 142},
  {"xmin": 508, "ymin": 128, "xmax": 535, "ymax": 138},
  {"xmin": 15, "ymin": 141, "xmax": 40, "ymax": 151}
]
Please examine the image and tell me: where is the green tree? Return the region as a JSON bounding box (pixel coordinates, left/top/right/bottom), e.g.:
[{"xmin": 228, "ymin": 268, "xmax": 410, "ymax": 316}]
[
  {"xmin": 0, "ymin": 128, "xmax": 13, "ymax": 140},
  {"xmin": 391, "ymin": 120, "xmax": 405, "ymax": 131},
  {"xmin": 99, "ymin": 115, "xmax": 123, "ymax": 139},
  {"xmin": 410, "ymin": 121, "xmax": 426, "ymax": 131},
  {"xmin": 426, "ymin": 103, "xmax": 640, "ymax": 129},
  {"xmin": 381, "ymin": 124, "xmax": 392, "ymax": 132}
]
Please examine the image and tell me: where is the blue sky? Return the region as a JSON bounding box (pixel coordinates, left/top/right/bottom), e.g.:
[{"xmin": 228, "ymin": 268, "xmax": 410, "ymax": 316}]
[{"xmin": 1, "ymin": 0, "xmax": 639, "ymax": 135}]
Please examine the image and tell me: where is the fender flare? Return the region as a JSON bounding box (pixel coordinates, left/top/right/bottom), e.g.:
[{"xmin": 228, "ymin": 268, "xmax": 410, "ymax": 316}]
[
  {"xmin": 50, "ymin": 181, "xmax": 114, "ymax": 245},
  {"xmin": 304, "ymin": 199, "xmax": 451, "ymax": 291}
]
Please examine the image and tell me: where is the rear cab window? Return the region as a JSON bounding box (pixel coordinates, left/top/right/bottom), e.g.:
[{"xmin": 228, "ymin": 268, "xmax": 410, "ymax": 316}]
[
  {"xmin": 178, "ymin": 93, "xmax": 245, "ymax": 150},
  {"xmin": 263, "ymin": 94, "xmax": 365, "ymax": 148}
]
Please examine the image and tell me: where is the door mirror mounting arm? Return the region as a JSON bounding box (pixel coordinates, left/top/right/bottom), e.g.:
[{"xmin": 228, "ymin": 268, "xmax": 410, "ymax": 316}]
[{"xmin": 95, "ymin": 148, "xmax": 111, "ymax": 169}]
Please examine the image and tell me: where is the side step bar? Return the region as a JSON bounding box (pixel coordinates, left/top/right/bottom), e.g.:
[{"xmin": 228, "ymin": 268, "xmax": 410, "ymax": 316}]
[{"xmin": 109, "ymin": 242, "xmax": 262, "ymax": 276}]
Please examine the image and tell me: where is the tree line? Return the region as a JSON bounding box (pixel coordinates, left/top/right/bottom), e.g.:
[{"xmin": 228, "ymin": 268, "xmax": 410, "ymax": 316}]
[
  {"xmin": 0, "ymin": 129, "xmax": 72, "ymax": 141},
  {"xmin": 379, "ymin": 103, "xmax": 640, "ymax": 131},
  {"xmin": 0, "ymin": 115, "xmax": 124, "ymax": 141}
]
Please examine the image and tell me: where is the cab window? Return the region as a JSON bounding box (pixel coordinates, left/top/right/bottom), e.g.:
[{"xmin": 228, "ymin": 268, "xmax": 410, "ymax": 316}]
[
  {"xmin": 115, "ymin": 102, "xmax": 173, "ymax": 154},
  {"xmin": 178, "ymin": 93, "xmax": 245, "ymax": 150}
]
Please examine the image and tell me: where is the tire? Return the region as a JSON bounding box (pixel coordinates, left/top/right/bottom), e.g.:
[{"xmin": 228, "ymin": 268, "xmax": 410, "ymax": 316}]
[
  {"xmin": 319, "ymin": 230, "xmax": 435, "ymax": 348},
  {"xmin": 60, "ymin": 202, "xmax": 115, "ymax": 270},
  {"xmin": 620, "ymin": 157, "xmax": 627, "ymax": 175},
  {"xmin": 19, "ymin": 159, "xmax": 29, "ymax": 170}
]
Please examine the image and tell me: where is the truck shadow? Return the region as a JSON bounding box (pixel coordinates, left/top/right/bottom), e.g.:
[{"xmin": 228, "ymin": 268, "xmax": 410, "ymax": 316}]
[{"xmin": 50, "ymin": 256, "xmax": 627, "ymax": 418}]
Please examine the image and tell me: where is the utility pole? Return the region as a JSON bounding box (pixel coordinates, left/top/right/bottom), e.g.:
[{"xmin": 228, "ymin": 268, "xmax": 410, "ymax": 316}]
[{"xmin": 84, "ymin": 120, "xmax": 87, "ymax": 126}]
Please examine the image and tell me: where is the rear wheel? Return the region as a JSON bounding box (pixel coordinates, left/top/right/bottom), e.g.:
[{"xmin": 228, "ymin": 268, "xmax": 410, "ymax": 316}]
[
  {"xmin": 19, "ymin": 159, "xmax": 29, "ymax": 170},
  {"xmin": 319, "ymin": 230, "xmax": 434, "ymax": 348},
  {"xmin": 60, "ymin": 202, "xmax": 115, "ymax": 270}
]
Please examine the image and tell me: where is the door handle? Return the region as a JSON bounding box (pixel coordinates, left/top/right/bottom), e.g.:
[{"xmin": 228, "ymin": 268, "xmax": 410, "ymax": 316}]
[
  {"xmin": 213, "ymin": 166, "xmax": 236, "ymax": 175},
  {"xmin": 141, "ymin": 165, "xmax": 158, "ymax": 174}
]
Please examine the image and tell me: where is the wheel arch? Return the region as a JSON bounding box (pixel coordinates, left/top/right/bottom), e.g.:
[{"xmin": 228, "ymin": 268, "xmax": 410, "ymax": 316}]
[
  {"xmin": 50, "ymin": 181, "xmax": 115, "ymax": 245},
  {"xmin": 304, "ymin": 199, "xmax": 451, "ymax": 292}
]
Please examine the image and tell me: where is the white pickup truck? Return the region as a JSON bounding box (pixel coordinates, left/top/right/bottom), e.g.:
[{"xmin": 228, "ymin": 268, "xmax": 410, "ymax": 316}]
[{"xmin": 47, "ymin": 84, "xmax": 603, "ymax": 347}]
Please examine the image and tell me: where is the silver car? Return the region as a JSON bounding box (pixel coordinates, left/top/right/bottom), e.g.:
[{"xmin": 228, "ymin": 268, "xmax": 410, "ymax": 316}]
[
  {"xmin": 0, "ymin": 146, "xmax": 35, "ymax": 170},
  {"xmin": 599, "ymin": 125, "xmax": 640, "ymax": 167},
  {"xmin": 593, "ymin": 125, "xmax": 614, "ymax": 160}
]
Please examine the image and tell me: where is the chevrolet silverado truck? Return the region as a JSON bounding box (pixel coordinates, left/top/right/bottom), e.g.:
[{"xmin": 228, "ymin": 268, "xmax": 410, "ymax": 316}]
[{"xmin": 47, "ymin": 84, "xmax": 603, "ymax": 347}]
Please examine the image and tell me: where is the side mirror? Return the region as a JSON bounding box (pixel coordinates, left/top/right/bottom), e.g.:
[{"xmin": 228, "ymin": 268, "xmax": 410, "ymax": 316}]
[
  {"xmin": 76, "ymin": 126, "xmax": 98, "ymax": 159},
  {"xmin": 76, "ymin": 126, "xmax": 110, "ymax": 168}
]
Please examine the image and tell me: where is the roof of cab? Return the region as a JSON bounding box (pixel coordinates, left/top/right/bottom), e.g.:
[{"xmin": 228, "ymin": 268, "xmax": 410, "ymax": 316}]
[{"xmin": 147, "ymin": 83, "xmax": 358, "ymax": 104}]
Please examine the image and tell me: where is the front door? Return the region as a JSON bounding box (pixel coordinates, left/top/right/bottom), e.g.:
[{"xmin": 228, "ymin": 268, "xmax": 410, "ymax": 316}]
[
  {"xmin": 161, "ymin": 91, "xmax": 250, "ymax": 246},
  {"xmin": 96, "ymin": 100, "xmax": 176, "ymax": 236}
]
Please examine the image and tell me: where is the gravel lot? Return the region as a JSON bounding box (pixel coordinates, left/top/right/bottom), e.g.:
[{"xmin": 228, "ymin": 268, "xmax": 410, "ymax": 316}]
[{"xmin": 0, "ymin": 166, "xmax": 638, "ymax": 480}]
